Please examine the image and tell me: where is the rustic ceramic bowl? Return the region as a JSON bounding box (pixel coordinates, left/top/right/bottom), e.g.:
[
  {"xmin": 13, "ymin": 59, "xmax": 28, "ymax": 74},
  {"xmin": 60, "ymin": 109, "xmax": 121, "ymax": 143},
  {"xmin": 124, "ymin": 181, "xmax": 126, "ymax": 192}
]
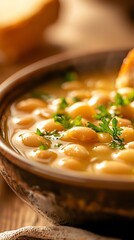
[{"xmin": 0, "ymin": 49, "xmax": 134, "ymax": 226}]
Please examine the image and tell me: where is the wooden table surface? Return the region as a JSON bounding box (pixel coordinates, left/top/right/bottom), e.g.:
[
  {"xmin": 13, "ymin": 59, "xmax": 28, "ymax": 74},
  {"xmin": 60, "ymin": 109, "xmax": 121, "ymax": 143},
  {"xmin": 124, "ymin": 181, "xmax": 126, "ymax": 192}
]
[{"xmin": 0, "ymin": 0, "xmax": 134, "ymax": 237}]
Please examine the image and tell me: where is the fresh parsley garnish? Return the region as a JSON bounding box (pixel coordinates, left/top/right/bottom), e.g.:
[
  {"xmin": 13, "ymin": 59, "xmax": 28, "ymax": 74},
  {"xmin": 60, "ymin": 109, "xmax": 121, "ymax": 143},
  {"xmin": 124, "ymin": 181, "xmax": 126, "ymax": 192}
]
[
  {"xmin": 72, "ymin": 115, "xmax": 82, "ymax": 127},
  {"xmin": 54, "ymin": 114, "xmax": 82, "ymax": 129},
  {"xmin": 58, "ymin": 97, "xmax": 69, "ymax": 110},
  {"xmin": 111, "ymin": 118, "xmax": 122, "ymax": 138},
  {"xmin": 45, "ymin": 130, "xmax": 61, "ymax": 140},
  {"xmin": 54, "ymin": 143, "xmax": 63, "ymax": 148},
  {"xmin": 39, "ymin": 144, "xmax": 49, "ymax": 150},
  {"xmin": 95, "ymin": 105, "xmax": 111, "ymax": 120},
  {"xmin": 72, "ymin": 97, "xmax": 80, "ymax": 103},
  {"xmin": 110, "ymin": 118, "xmax": 125, "ymax": 149},
  {"xmin": 113, "ymin": 91, "xmax": 134, "ymax": 106},
  {"xmin": 36, "ymin": 128, "xmax": 44, "ymax": 136},
  {"xmin": 54, "ymin": 114, "xmax": 71, "ymax": 129},
  {"xmin": 127, "ymin": 90, "xmax": 134, "ymax": 103},
  {"xmin": 87, "ymin": 118, "xmax": 112, "ymax": 135},
  {"xmin": 64, "ymin": 71, "xmax": 78, "ymax": 82},
  {"xmin": 36, "ymin": 128, "xmax": 61, "ymax": 141},
  {"xmin": 114, "ymin": 93, "xmax": 126, "ymax": 106},
  {"xmin": 110, "ymin": 139, "xmax": 125, "ymax": 149},
  {"xmin": 45, "ymin": 130, "xmax": 60, "ymax": 137},
  {"xmin": 87, "ymin": 117, "xmax": 125, "ymax": 149},
  {"xmin": 87, "ymin": 122, "xmax": 103, "ymax": 133}
]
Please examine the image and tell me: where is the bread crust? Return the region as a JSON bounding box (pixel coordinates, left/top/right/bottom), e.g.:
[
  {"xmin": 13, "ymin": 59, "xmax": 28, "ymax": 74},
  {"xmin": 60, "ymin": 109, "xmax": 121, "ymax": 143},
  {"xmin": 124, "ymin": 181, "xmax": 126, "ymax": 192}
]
[{"xmin": 0, "ymin": 0, "xmax": 60, "ymax": 61}]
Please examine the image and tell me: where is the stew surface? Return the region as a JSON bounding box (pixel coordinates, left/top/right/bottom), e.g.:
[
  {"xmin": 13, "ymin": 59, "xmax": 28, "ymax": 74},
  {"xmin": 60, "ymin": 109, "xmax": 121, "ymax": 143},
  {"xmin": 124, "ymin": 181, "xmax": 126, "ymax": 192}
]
[{"xmin": 4, "ymin": 59, "xmax": 134, "ymax": 176}]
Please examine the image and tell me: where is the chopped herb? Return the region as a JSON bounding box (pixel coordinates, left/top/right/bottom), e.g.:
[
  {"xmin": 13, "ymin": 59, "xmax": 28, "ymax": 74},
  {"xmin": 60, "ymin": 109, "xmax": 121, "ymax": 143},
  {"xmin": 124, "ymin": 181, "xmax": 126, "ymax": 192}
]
[
  {"xmin": 45, "ymin": 130, "xmax": 61, "ymax": 140},
  {"xmin": 72, "ymin": 97, "xmax": 80, "ymax": 103},
  {"xmin": 54, "ymin": 114, "xmax": 71, "ymax": 129},
  {"xmin": 58, "ymin": 97, "xmax": 68, "ymax": 110},
  {"xmin": 36, "ymin": 128, "xmax": 61, "ymax": 141},
  {"xmin": 113, "ymin": 90, "xmax": 134, "ymax": 107},
  {"xmin": 114, "ymin": 93, "xmax": 126, "ymax": 106},
  {"xmin": 31, "ymin": 90, "xmax": 52, "ymax": 101},
  {"xmin": 110, "ymin": 139, "xmax": 125, "ymax": 149},
  {"xmin": 87, "ymin": 118, "xmax": 113, "ymax": 135},
  {"xmin": 111, "ymin": 118, "xmax": 122, "ymax": 138},
  {"xmin": 45, "ymin": 130, "xmax": 60, "ymax": 137},
  {"xmin": 99, "ymin": 117, "xmax": 113, "ymax": 135},
  {"xmin": 95, "ymin": 105, "xmax": 111, "ymax": 120},
  {"xmin": 110, "ymin": 118, "xmax": 125, "ymax": 149},
  {"xmin": 64, "ymin": 71, "xmax": 78, "ymax": 82},
  {"xmin": 87, "ymin": 122, "xmax": 103, "ymax": 133},
  {"xmin": 72, "ymin": 115, "xmax": 82, "ymax": 127},
  {"xmin": 54, "ymin": 114, "xmax": 82, "ymax": 129},
  {"xmin": 127, "ymin": 90, "xmax": 134, "ymax": 103},
  {"xmin": 39, "ymin": 144, "xmax": 49, "ymax": 150},
  {"xmin": 87, "ymin": 117, "xmax": 125, "ymax": 149},
  {"xmin": 36, "ymin": 128, "xmax": 44, "ymax": 136},
  {"xmin": 54, "ymin": 143, "xmax": 63, "ymax": 148}
]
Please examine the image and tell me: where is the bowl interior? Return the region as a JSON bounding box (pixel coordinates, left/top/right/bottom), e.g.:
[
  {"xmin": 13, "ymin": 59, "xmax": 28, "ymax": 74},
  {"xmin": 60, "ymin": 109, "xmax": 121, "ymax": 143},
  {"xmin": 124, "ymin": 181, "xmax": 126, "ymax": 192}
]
[{"xmin": 1, "ymin": 49, "xmax": 134, "ymax": 190}]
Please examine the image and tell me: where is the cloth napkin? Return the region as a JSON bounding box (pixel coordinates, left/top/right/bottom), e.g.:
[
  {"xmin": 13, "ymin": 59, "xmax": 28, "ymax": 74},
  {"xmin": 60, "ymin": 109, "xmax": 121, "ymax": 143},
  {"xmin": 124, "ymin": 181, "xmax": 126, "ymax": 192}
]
[{"xmin": 0, "ymin": 226, "xmax": 120, "ymax": 240}]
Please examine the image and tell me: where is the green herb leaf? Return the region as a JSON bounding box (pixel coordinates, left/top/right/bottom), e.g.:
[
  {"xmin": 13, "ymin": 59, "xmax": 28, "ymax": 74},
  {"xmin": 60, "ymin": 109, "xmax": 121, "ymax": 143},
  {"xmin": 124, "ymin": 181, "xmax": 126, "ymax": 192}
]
[
  {"xmin": 127, "ymin": 90, "xmax": 134, "ymax": 103},
  {"xmin": 112, "ymin": 118, "xmax": 122, "ymax": 138},
  {"xmin": 39, "ymin": 144, "xmax": 49, "ymax": 150},
  {"xmin": 45, "ymin": 130, "xmax": 60, "ymax": 137},
  {"xmin": 72, "ymin": 97, "xmax": 80, "ymax": 103},
  {"xmin": 64, "ymin": 71, "xmax": 78, "ymax": 82},
  {"xmin": 36, "ymin": 128, "xmax": 44, "ymax": 136},
  {"xmin": 58, "ymin": 97, "xmax": 68, "ymax": 110},
  {"xmin": 110, "ymin": 118, "xmax": 125, "ymax": 149},
  {"xmin": 87, "ymin": 117, "xmax": 125, "ymax": 149},
  {"xmin": 72, "ymin": 115, "xmax": 82, "ymax": 127},
  {"xmin": 54, "ymin": 143, "xmax": 63, "ymax": 148},
  {"xmin": 95, "ymin": 105, "xmax": 111, "ymax": 120},
  {"xmin": 99, "ymin": 117, "xmax": 113, "ymax": 135},
  {"xmin": 54, "ymin": 114, "xmax": 71, "ymax": 129},
  {"xmin": 110, "ymin": 139, "xmax": 125, "ymax": 149},
  {"xmin": 114, "ymin": 93, "xmax": 126, "ymax": 106},
  {"xmin": 87, "ymin": 122, "xmax": 102, "ymax": 132},
  {"xmin": 54, "ymin": 114, "xmax": 83, "ymax": 129},
  {"xmin": 113, "ymin": 90, "xmax": 134, "ymax": 107}
]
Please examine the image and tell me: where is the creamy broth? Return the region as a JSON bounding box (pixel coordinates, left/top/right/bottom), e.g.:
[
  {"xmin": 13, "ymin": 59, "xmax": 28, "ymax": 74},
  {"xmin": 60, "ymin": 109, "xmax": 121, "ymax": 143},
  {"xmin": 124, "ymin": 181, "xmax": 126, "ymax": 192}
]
[{"xmin": 5, "ymin": 71, "xmax": 134, "ymax": 176}]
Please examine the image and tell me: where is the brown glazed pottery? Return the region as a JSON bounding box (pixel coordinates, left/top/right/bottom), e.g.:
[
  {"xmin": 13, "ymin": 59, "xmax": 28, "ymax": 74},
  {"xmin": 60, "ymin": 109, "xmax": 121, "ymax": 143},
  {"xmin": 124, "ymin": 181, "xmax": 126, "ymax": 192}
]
[{"xmin": 0, "ymin": 49, "xmax": 134, "ymax": 226}]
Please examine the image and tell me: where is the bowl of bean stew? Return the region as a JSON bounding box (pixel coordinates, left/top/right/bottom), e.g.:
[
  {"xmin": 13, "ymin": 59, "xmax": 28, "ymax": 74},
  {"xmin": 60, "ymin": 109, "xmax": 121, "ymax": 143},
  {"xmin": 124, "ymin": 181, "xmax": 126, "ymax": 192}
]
[{"xmin": 0, "ymin": 49, "xmax": 134, "ymax": 225}]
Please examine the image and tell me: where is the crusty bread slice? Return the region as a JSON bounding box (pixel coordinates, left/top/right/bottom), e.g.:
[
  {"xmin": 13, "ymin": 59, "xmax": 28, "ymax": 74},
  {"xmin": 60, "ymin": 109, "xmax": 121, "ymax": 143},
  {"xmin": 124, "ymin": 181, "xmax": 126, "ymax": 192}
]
[
  {"xmin": 116, "ymin": 49, "xmax": 134, "ymax": 88},
  {"xmin": 0, "ymin": 0, "xmax": 60, "ymax": 61}
]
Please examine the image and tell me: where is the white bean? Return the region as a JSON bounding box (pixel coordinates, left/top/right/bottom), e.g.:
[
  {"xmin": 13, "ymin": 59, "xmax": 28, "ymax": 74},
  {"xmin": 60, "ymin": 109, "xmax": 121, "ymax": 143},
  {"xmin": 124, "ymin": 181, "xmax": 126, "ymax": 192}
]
[
  {"xmin": 16, "ymin": 98, "xmax": 47, "ymax": 112},
  {"xmin": 61, "ymin": 80, "xmax": 83, "ymax": 90},
  {"xmin": 88, "ymin": 93, "xmax": 110, "ymax": 107},
  {"xmin": 126, "ymin": 141, "xmax": 134, "ymax": 149},
  {"xmin": 67, "ymin": 102, "xmax": 95, "ymax": 120},
  {"xmin": 120, "ymin": 102, "xmax": 134, "ymax": 120},
  {"xmin": 114, "ymin": 149, "xmax": 134, "ymax": 166},
  {"xmin": 22, "ymin": 132, "xmax": 50, "ymax": 147},
  {"xmin": 30, "ymin": 150, "xmax": 57, "ymax": 163},
  {"xmin": 120, "ymin": 127, "xmax": 134, "ymax": 143},
  {"xmin": 53, "ymin": 157, "xmax": 85, "ymax": 171},
  {"xmin": 93, "ymin": 161, "xmax": 132, "ymax": 175},
  {"xmin": 62, "ymin": 127, "xmax": 98, "ymax": 143},
  {"xmin": 37, "ymin": 119, "xmax": 64, "ymax": 132},
  {"xmin": 64, "ymin": 144, "xmax": 89, "ymax": 160},
  {"xmin": 15, "ymin": 117, "xmax": 35, "ymax": 126}
]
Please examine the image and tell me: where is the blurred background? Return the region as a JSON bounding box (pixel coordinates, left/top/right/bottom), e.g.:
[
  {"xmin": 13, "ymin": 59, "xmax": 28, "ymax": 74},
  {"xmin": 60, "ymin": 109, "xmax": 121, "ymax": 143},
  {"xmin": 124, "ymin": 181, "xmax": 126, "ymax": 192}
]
[
  {"xmin": 46, "ymin": 0, "xmax": 134, "ymax": 52},
  {"xmin": 0, "ymin": 0, "xmax": 134, "ymax": 234},
  {"xmin": 0, "ymin": 0, "xmax": 134, "ymax": 65}
]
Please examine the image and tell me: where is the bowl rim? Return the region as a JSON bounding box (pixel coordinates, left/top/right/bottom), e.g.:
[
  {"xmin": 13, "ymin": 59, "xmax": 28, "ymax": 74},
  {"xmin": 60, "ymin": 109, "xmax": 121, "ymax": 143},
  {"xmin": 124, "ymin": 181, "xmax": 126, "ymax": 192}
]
[{"xmin": 1, "ymin": 48, "xmax": 134, "ymax": 191}]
